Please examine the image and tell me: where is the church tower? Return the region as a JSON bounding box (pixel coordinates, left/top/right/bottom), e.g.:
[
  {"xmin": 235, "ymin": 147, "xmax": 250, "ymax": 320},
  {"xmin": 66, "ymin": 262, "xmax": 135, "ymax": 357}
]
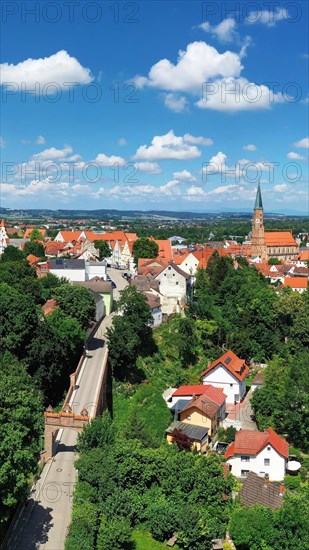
[{"xmin": 251, "ymin": 182, "xmax": 267, "ymax": 260}]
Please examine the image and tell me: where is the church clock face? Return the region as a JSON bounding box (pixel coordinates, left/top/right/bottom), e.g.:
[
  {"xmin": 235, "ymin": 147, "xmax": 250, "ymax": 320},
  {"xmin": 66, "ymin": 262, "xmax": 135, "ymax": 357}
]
[{"xmin": 256, "ymin": 219, "xmax": 260, "ymax": 224}]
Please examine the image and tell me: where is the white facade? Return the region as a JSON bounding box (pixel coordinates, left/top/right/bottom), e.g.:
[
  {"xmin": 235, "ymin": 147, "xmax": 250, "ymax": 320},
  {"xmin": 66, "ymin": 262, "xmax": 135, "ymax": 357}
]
[
  {"xmin": 49, "ymin": 267, "xmax": 85, "ymax": 282},
  {"xmin": 155, "ymin": 264, "xmax": 188, "ymax": 315},
  {"xmin": 179, "ymin": 252, "xmax": 200, "ymax": 276},
  {"xmin": 201, "ymin": 364, "xmax": 246, "ymax": 404},
  {"xmin": 0, "ymin": 221, "xmax": 8, "ymax": 255},
  {"xmin": 227, "ymin": 445, "xmax": 286, "ymax": 481},
  {"xmin": 85, "ymin": 261, "xmax": 107, "ymax": 281}
]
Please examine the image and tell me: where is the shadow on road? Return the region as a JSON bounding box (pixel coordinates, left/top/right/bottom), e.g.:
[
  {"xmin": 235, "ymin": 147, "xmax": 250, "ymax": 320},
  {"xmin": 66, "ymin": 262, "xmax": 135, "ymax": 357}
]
[
  {"xmin": 56, "ymin": 442, "xmax": 76, "ymax": 454},
  {"xmin": 8, "ymin": 503, "xmax": 53, "ymax": 550},
  {"xmin": 88, "ymin": 337, "xmax": 105, "ymax": 351}
]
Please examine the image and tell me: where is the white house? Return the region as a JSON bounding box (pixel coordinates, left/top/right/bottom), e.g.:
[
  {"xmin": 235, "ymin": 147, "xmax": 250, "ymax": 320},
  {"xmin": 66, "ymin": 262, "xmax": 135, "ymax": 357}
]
[
  {"xmin": 200, "ymin": 350, "xmax": 249, "ymax": 404},
  {"xmin": 283, "ymin": 276, "xmax": 308, "ymax": 293},
  {"xmin": 154, "ymin": 262, "xmax": 189, "ymax": 315},
  {"xmin": 225, "ymin": 428, "xmax": 289, "ymax": 481},
  {"xmin": 49, "ymin": 258, "xmax": 86, "ymax": 282},
  {"xmin": 179, "ymin": 252, "xmax": 200, "ymax": 276},
  {"xmin": 85, "ymin": 261, "xmax": 107, "ymax": 281},
  {"xmin": 143, "ymin": 291, "xmax": 162, "ymax": 327}
]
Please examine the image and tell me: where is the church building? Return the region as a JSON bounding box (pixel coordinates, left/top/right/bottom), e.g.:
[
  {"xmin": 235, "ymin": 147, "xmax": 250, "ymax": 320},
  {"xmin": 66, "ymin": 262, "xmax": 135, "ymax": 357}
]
[
  {"xmin": 0, "ymin": 219, "xmax": 9, "ymax": 255},
  {"xmin": 251, "ymin": 183, "xmax": 299, "ymax": 262}
]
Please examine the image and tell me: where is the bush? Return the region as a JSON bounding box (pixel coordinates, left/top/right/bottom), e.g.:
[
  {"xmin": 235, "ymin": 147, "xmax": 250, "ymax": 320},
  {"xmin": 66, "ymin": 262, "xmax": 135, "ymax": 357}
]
[{"xmin": 284, "ymin": 476, "xmax": 301, "ymax": 491}]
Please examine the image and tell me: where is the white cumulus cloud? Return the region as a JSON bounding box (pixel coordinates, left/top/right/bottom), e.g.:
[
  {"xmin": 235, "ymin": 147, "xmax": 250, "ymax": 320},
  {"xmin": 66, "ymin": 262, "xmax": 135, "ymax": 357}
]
[
  {"xmin": 293, "ymin": 137, "xmax": 309, "ymax": 149},
  {"xmin": 287, "ymin": 152, "xmax": 305, "ymax": 160},
  {"xmin": 132, "ymin": 130, "xmax": 202, "ymax": 160},
  {"xmin": 199, "ymin": 18, "xmax": 238, "ymax": 43},
  {"xmin": 163, "ymin": 93, "xmax": 188, "ymax": 112},
  {"xmin": 246, "ymin": 8, "xmax": 289, "ymax": 27},
  {"xmin": 243, "ymin": 144, "xmax": 257, "ymax": 151},
  {"xmin": 94, "ymin": 153, "xmax": 126, "ymax": 167},
  {"xmin": 172, "ymin": 170, "xmax": 197, "ymax": 182},
  {"xmin": 0, "ymin": 50, "xmax": 93, "ymax": 93},
  {"xmin": 134, "ymin": 41, "xmax": 242, "ymax": 93},
  {"xmin": 135, "ymin": 161, "xmax": 162, "ymax": 174}
]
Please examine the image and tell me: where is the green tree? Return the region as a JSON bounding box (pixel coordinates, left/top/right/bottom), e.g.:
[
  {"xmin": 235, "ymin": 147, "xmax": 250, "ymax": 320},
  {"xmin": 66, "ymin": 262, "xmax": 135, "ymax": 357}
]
[
  {"xmin": 77, "ymin": 412, "xmax": 114, "ymax": 453},
  {"xmin": 0, "ymin": 353, "xmax": 43, "ymax": 529},
  {"xmin": 1, "ymin": 245, "xmax": 24, "ymax": 262},
  {"xmin": 52, "ymin": 284, "xmax": 96, "ymax": 330},
  {"xmin": 170, "ymin": 428, "xmax": 192, "ymax": 452},
  {"xmin": 24, "ymin": 241, "xmax": 45, "ymax": 258},
  {"xmin": 177, "ymin": 317, "xmax": 198, "ymax": 366},
  {"xmin": 38, "ymin": 273, "xmax": 68, "ymax": 302},
  {"xmin": 29, "ymin": 228, "xmax": 44, "ymax": 241},
  {"xmin": 107, "ymin": 286, "xmax": 154, "ymax": 380},
  {"xmin": 268, "ymin": 257, "xmax": 282, "ymax": 265},
  {"xmin": 0, "ymin": 259, "xmax": 41, "ymax": 302},
  {"xmin": 0, "ymin": 282, "xmax": 39, "ymax": 358},
  {"xmin": 206, "ymin": 251, "xmax": 233, "ymax": 293},
  {"xmin": 93, "ymin": 240, "xmax": 112, "ymax": 260},
  {"xmin": 132, "ymin": 238, "xmax": 159, "ymax": 265},
  {"xmin": 229, "ymin": 505, "xmax": 276, "ymax": 550},
  {"xmin": 97, "ymin": 516, "xmax": 134, "ymax": 549}
]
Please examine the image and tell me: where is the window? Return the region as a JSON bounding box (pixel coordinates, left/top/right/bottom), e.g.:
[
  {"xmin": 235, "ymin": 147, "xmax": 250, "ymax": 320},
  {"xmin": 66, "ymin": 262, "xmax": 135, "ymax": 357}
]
[
  {"xmin": 176, "ymin": 282, "xmax": 179, "ymax": 285},
  {"xmin": 168, "ymin": 266, "xmax": 171, "ymax": 270},
  {"xmin": 267, "ymin": 446, "xmax": 271, "ymax": 451},
  {"xmin": 241, "ymin": 470, "xmax": 249, "ymax": 477},
  {"xmin": 230, "ymin": 383, "xmax": 233, "ymax": 387},
  {"xmin": 264, "ymin": 458, "xmax": 270, "ymax": 466},
  {"xmin": 186, "ymin": 415, "xmax": 191, "ymax": 421},
  {"xmin": 241, "ymin": 456, "xmax": 250, "ymax": 462}
]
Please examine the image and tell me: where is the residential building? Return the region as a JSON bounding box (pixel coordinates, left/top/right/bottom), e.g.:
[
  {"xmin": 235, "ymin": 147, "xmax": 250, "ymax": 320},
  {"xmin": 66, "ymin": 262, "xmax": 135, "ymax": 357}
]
[
  {"xmin": 225, "ymin": 427, "xmax": 289, "ymax": 481},
  {"xmin": 49, "ymin": 258, "xmax": 86, "ymax": 282},
  {"xmin": 154, "ymin": 262, "xmax": 190, "ymax": 315},
  {"xmin": 143, "ymin": 292, "xmax": 162, "ymax": 327},
  {"xmin": 74, "ymin": 278, "xmax": 113, "ymax": 315},
  {"xmin": 166, "ymin": 421, "xmax": 209, "ymax": 453},
  {"xmin": 200, "ymin": 350, "xmax": 249, "ymax": 404},
  {"xmin": 85, "ymin": 261, "xmax": 107, "ymax": 281},
  {"xmin": 283, "ymin": 276, "xmax": 308, "ymax": 293},
  {"xmin": 167, "ymin": 384, "xmax": 226, "ymax": 412},
  {"xmin": 251, "ymin": 372, "xmax": 264, "ymax": 392},
  {"xmin": 179, "ymin": 391, "xmax": 226, "ymax": 436},
  {"xmin": 239, "ymin": 471, "xmax": 285, "ymax": 510}
]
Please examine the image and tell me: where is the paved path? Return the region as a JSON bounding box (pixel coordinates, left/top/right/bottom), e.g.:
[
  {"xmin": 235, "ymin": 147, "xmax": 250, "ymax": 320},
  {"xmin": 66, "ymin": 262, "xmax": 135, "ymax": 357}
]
[
  {"xmin": 107, "ymin": 266, "xmax": 129, "ymax": 301},
  {"xmin": 7, "ymin": 316, "xmax": 113, "ymax": 550},
  {"xmin": 225, "ymin": 389, "xmax": 257, "ymax": 430}
]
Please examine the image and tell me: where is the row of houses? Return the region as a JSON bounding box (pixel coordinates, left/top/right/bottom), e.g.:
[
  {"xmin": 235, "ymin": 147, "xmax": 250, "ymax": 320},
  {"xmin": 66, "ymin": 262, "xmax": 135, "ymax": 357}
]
[{"xmin": 163, "ymin": 349, "xmax": 289, "ymax": 482}]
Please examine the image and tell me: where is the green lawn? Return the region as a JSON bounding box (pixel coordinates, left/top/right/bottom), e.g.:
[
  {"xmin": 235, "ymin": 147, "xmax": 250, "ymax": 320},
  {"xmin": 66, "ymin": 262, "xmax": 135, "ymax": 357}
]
[{"xmin": 132, "ymin": 530, "xmax": 179, "ymax": 549}]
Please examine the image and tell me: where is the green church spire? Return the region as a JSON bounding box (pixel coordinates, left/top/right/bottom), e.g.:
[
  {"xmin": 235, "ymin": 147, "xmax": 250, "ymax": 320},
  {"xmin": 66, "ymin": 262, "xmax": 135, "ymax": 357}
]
[{"xmin": 254, "ymin": 181, "xmax": 263, "ymax": 210}]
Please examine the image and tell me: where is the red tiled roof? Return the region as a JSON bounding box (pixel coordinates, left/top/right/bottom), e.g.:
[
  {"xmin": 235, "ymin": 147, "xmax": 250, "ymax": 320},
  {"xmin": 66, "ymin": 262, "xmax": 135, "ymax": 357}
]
[
  {"xmin": 264, "ymin": 232, "xmax": 297, "ymax": 247},
  {"xmin": 44, "ymin": 241, "xmax": 68, "ymax": 255},
  {"xmin": 57, "ymin": 230, "xmax": 81, "ymax": 243},
  {"xmin": 24, "ymin": 227, "xmax": 47, "ymax": 239},
  {"xmin": 42, "ymin": 299, "xmax": 58, "ymax": 317},
  {"xmin": 172, "ymin": 384, "xmax": 226, "ymax": 407},
  {"xmin": 225, "ymin": 427, "xmax": 289, "ymax": 459},
  {"xmin": 143, "ymin": 291, "xmax": 161, "ymax": 309},
  {"xmin": 192, "ymin": 247, "xmax": 228, "ymax": 269},
  {"xmin": 200, "ymin": 350, "xmax": 249, "ymax": 382},
  {"xmin": 26, "ymin": 254, "xmax": 40, "ymax": 265},
  {"xmin": 181, "ymin": 394, "xmax": 219, "ymax": 419},
  {"xmin": 283, "ymin": 277, "xmax": 308, "ymax": 289}
]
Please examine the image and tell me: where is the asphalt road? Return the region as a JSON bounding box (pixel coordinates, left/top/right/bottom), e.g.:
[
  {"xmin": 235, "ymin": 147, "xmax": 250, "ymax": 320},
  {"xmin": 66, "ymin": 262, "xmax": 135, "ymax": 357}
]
[
  {"xmin": 7, "ymin": 316, "xmax": 113, "ymax": 550},
  {"xmin": 107, "ymin": 266, "xmax": 129, "ymax": 301}
]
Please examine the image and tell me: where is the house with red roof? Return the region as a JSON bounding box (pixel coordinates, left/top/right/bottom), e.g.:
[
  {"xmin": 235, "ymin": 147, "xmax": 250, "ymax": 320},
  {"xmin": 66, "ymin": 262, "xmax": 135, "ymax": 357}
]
[
  {"xmin": 283, "ymin": 276, "xmax": 308, "ymax": 293},
  {"xmin": 200, "ymin": 350, "xmax": 250, "ymax": 404},
  {"xmin": 225, "ymin": 427, "xmax": 289, "ymax": 481}
]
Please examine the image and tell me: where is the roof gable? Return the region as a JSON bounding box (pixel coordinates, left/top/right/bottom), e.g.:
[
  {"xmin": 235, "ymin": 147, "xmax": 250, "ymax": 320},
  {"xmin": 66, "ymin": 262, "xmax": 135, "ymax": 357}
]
[
  {"xmin": 200, "ymin": 350, "xmax": 249, "ymax": 381},
  {"xmin": 225, "ymin": 428, "xmax": 288, "ymax": 459}
]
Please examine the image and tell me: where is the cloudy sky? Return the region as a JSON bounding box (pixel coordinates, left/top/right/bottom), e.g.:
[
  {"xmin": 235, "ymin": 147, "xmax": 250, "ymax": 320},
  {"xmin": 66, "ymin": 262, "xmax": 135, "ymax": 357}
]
[{"xmin": 0, "ymin": 0, "xmax": 308, "ymax": 212}]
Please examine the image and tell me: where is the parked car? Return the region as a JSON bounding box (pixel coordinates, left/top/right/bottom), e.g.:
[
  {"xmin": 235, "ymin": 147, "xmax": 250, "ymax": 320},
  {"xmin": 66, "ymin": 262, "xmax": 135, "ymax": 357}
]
[{"xmin": 111, "ymin": 281, "xmax": 117, "ymax": 289}]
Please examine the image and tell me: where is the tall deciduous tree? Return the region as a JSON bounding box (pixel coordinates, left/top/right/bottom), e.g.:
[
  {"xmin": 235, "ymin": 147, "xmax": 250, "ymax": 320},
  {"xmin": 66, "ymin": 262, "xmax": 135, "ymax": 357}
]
[
  {"xmin": 0, "ymin": 353, "xmax": 43, "ymax": 528},
  {"xmin": 132, "ymin": 238, "xmax": 159, "ymax": 266},
  {"xmin": 107, "ymin": 286, "xmax": 153, "ymax": 380},
  {"xmin": 29, "ymin": 228, "xmax": 44, "ymax": 242},
  {"xmin": 93, "ymin": 240, "xmax": 112, "ymax": 260},
  {"xmin": 52, "ymin": 284, "xmax": 96, "ymax": 330},
  {"xmin": 0, "ymin": 282, "xmax": 39, "ymax": 358}
]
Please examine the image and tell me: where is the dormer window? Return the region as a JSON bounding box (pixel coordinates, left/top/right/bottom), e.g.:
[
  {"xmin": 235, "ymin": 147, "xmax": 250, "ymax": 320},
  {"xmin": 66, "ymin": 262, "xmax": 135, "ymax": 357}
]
[{"xmin": 267, "ymin": 445, "xmax": 271, "ymax": 451}]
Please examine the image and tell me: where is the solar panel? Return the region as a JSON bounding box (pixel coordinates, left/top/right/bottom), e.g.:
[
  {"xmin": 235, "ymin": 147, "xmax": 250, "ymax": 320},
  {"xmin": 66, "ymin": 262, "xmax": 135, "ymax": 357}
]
[{"xmin": 225, "ymin": 356, "xmax": 232, "ymax": 365}]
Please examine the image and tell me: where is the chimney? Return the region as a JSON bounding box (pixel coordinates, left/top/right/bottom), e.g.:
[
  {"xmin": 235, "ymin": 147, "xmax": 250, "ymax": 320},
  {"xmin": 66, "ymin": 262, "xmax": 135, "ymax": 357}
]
[
  {"xmin": 279, "ymin": 482, "xmax": 285, "ymax": 496},
  {"xmin": 263, "ymin": 473, "xmax": 270, "ymax": 487}
]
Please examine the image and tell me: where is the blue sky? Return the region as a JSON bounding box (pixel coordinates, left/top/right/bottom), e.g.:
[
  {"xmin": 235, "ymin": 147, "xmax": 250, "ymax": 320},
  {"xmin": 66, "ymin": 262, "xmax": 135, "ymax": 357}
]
[{"xmin": 0, "ymin": 0, "xmax": 308, "ymax": 213}]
